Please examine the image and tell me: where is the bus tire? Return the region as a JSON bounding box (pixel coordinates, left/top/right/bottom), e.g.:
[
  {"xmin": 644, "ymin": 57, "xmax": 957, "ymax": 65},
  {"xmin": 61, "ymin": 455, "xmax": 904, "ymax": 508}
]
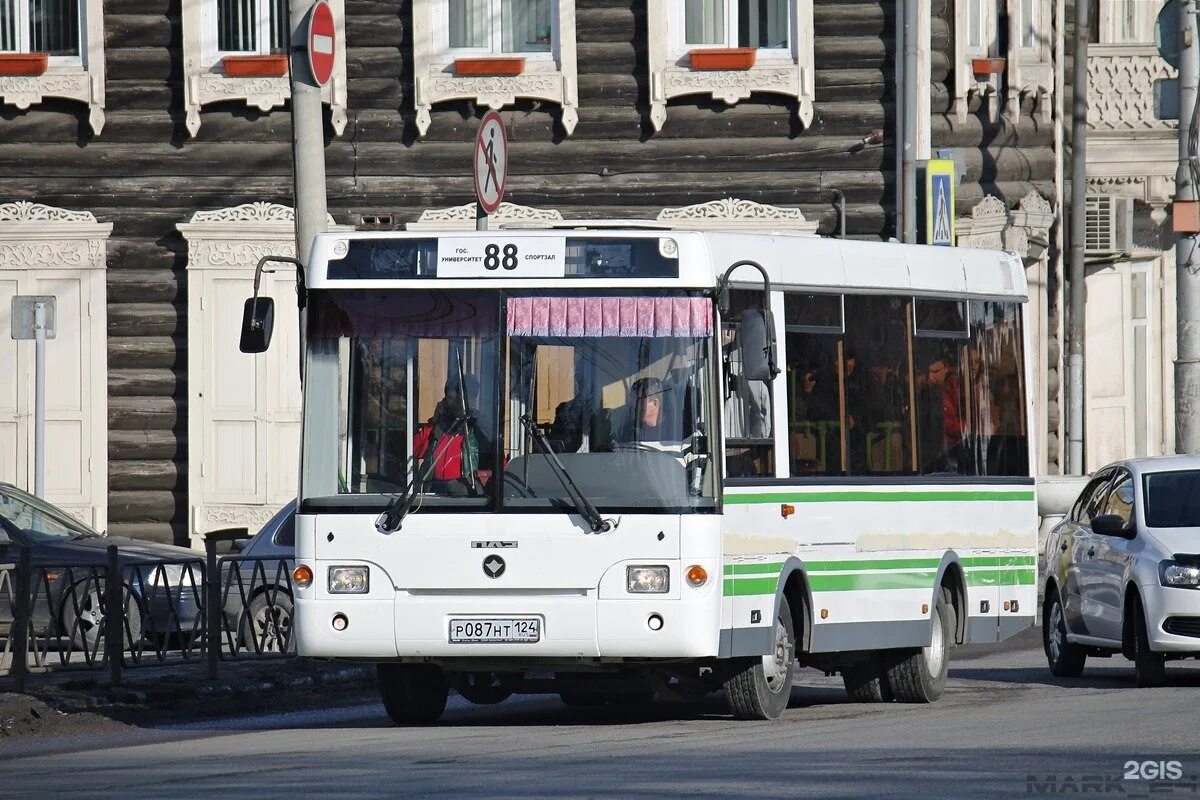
[
  {"xmin": 723, "ymin": 595, "xmax": 796, "ymax": 720},
  {"xmin": 1044, "ymin": 591, "xmax": 1086, "ymax": 678},
  {"xmin": 886, "ymin": 590, "xmax": 951, "ymax": 703},
  {"xmin": 377, "ymin": 663, "xmax": 449, "ymax": 725},
  {"xmin": 842, "ymin": 656, "xmax": 892, "ymax": 703},
  {"xmin": 559, "ymin": 692, "xmax": 607, "ymax": 707}
]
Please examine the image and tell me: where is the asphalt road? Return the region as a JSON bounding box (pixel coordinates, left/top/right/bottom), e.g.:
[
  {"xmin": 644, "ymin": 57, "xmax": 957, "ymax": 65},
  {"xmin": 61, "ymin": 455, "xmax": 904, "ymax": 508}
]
[{"xmin": 5, "ymin": 629, "xmax": 1200, "ymax": 800}]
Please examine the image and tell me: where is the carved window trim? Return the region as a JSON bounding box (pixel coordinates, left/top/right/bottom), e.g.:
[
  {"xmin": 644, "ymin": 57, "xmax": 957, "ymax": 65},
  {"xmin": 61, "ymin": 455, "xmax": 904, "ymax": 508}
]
[
  {"xmin": 0, "ymin": 0, "xmax": 106, "ymax": 134},
  {"xmin": 0, "ymin": 202, "xmax": 112, "ymax": 530},
  {"xmin": 412, "ymin": 0, "xmax": 579, "ymax": 136},
  {"xmin": 646, "ymin": 0, "xmax": 814, "ymax": 132},
  {"xmin": 181, "ymin": 0, "xmax": 349, "ymax": 137},
  {"xmin": 953, "ymin": 0, "xmax": 1053, "ymax": 122},
  {"xmin": 406, "ymin": 197, "xmax": 819, "ymax": 234},
  {"xmin": 956, "ymin": 190, "xmax": 1053, "ymax": 261}
]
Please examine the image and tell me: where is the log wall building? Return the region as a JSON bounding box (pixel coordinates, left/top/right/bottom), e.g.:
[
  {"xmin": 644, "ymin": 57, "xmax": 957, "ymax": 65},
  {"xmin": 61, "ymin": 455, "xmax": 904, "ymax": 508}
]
[{"xmin": 0, "ymin": 0, "xmax": 1066, "ymax": 544}]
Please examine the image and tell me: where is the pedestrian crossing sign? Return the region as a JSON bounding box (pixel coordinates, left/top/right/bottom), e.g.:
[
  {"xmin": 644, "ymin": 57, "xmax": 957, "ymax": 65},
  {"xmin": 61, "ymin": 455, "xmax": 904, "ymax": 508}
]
[{"xmin": 926, "ymin": 159, "xmax": 956, "ymax": 247}]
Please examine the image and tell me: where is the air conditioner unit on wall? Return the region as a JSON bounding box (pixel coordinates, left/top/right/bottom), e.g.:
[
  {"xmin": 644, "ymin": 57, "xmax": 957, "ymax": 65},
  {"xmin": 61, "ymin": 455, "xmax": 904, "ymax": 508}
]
[{"xmin": 1085, "ymin": 195, "xmax": 1134, "ymax": 256}]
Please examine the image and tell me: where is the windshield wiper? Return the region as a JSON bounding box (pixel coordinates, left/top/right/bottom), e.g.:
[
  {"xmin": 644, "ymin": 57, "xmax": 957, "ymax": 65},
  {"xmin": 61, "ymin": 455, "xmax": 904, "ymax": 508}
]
[
  {"xmin": 517, "ymin": 413, "xmax": 611, "ymax": 533},
  {"xmin": 375, "ymin": 415, "xmax": 468, "ymax": 533}
]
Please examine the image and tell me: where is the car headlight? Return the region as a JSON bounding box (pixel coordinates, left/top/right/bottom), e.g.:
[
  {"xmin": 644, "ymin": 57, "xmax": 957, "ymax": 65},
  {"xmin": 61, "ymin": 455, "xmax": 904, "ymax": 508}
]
[
  {"xmin": 1159, "ymin": 560, "xmax": 1200, "ymax": 589},
  {"xmin": 626, "ymin": 565, "xmax": 669, "ymax": 594},
  {"xmin": 149, "ymin": 564, "xmax": 184, "ymax": 588},
  {"xmin": 328, "ymin": 566, "xmax": 370, "ymax": 594}
]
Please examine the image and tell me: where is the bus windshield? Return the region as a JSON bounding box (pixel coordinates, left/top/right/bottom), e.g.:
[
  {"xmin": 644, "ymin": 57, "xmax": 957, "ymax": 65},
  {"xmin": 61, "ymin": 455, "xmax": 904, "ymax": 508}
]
[{"xmin": 301, "ymin": 289, "xmax": 718, "ymax": 513}]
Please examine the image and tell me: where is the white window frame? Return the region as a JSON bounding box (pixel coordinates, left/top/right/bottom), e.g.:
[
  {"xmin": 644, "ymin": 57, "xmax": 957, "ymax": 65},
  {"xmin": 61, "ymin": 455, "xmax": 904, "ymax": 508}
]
[
  {"xmin": 665, "ymin": 0, "xmax": 792, "ymax": 56},
  {"xmin": 0, "ymin": 202, "xmax": 111, "ymax": 530},
  {"xmin": 182, "ymin": 0, "xmax": 349, "ymax": 138},
  {"xmin": 953, "ymin": 0, "xmax": 1053, "ymax": 122},
  {"xmin": 647, "ymin": 0, "xmax": 813, "ymax": 132},
  {"xmin": 0, "ymin": 0, "xmax": 105, "ymax": 132},
  {"xmin": 200, "ymin": 0, "xmax": 290, "ymax": 62},
  {"xmin": 413, "ymin": 0, "xmax": 579, "ymax": 136},
  {"xmin": 434, "ymin": 0, "xmax": 558, "ymax": 62},
  {"xmin": 1098, "ymin": 0, "xmax": 1157, "ymax": 45}
]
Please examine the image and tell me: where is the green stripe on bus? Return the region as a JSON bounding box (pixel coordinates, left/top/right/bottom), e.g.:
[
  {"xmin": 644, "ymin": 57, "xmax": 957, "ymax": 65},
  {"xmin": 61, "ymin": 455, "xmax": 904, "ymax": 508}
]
[
  {"xmin": 723, "ymin": 490, "xmax": 1035, "ymax": 505},
  {"xmin": 723, "ymin": 577, "xmax": 778, "ymax": 596},
  {"xmin": 965, "ymin": 568, "xmax": 1035, "ymax": 587},
  {"xmin": 809, "ymin": 571, "xmax": 940, "ymax": 592},
  {"xmin": 724, "ymin": 555, "xmax": 1036, "ymax": 576}
]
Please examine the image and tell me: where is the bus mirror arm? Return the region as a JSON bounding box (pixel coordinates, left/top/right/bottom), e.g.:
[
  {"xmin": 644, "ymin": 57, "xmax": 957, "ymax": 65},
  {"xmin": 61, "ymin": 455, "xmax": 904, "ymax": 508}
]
[{"xmin": 718, "ymin": 260, "xmax": 779, "ymax": 382}]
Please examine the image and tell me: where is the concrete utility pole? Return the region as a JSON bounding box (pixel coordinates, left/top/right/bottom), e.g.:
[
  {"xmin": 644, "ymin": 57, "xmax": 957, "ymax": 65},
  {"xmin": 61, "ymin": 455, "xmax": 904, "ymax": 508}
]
[
  {"xmin": 1177, "ymin": 0, "xmax": 1200, "ymax": 453},
  {"xmin": 1066, "ymin": 0, "xmax": 1089, "ymax": 475},
  {"xmin": 290, "ymin": 0, "xmax": 329, "ymax": 273}
]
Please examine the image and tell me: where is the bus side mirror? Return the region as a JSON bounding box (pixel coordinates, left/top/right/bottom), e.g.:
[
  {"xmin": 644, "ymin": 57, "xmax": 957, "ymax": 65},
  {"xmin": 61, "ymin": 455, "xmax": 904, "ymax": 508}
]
[
  {"xmin": 739, "ymin": 309, "xmax": 779, "ymax": 382},
  {"xmin": 239, "ymin": 297, "xmax": 275, "ymax": 354}
]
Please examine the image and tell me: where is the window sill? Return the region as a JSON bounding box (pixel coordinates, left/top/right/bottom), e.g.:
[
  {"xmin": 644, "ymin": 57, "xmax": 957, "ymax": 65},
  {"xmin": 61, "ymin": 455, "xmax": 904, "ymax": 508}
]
[
  {"xmin": 687, "ymin": 47, "xmax": 756, "ymax": 71},
  {"xmin": 416, "ymin": 59, "xmax": 578, "ymax": 136},
  {"xmin": 454, "ymin": 56, "xmax": 526, "ymax": 76},
  {"xmin": 650, "ymin": 57, "xmax": 813, "ymax": 131},
  {"xmin": 184, "ymin": 59, "xmax": 347, "ymax": 137},
  {"xmin": 222, "ymin": 54, "xmax": 289, "ymax": 78},
  {"xmin": 0, "ymin": 63, "xmax": 103, "ymax": 132}
]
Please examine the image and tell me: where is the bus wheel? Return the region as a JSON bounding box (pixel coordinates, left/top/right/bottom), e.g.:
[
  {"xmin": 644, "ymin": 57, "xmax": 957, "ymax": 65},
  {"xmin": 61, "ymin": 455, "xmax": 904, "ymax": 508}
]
[
  {"xmin": 377, "ymin": 664, "xmax": 448, "ymax": 725},
  {"xmin": 723, "ymin": 595, "xmax": 796, "ymax": 720},
  {"xmin": 559, "ymin": 691, "xmax": 607, "ymax": 707},
  {"xmin": 886, "ymin": 590, "xmax": 952, "ymax": 703},
  {"xmin": 842, "ymin": 656, "xmax": 892, "ymax": 703}
]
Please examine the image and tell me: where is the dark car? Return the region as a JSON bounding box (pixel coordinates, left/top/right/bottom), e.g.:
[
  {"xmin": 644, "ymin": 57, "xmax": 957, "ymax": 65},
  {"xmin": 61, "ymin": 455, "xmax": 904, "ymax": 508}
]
[
  {"xmin": 221, "ymin": 501, "xmax": 295, "ymax": 654},
  {"xmin": 0, "ymin": 483, "xmax": 203, "ymax": 653}
]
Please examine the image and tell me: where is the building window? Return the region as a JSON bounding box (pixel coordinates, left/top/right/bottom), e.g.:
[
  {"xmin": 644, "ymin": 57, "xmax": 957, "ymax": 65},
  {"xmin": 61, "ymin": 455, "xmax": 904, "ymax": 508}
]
[
  {"xmin": 0, "ymin": 0, "xmax": 81, "ymax": 60},
  {"xmin": 443, "ymin": 0, "xmax": 553, "ymax": 53},
  {"xmin": 412, "ymin": 0, "xmax": 579, "ymax": 136},
  {"xmin": 648, "ymin": 0, "xmax": 813, "ymax": 132},
  {"xmin": 954, "ymin": 0, "xmax": 1053, "ymax": 122},
  {"xmin": 214, "ymin": 0, "xmax": 289, "ymax": 55},
  {"xmin": 182, "ymin": 0, "xmax": 348, "ymax": 137},
  {"xmin": 1098, "ymin": 0, "xmax": 1155, "ymax": 45},
  {"xmin": 681, "ymin": 0, "xmax": 788, "ymax": 49}
]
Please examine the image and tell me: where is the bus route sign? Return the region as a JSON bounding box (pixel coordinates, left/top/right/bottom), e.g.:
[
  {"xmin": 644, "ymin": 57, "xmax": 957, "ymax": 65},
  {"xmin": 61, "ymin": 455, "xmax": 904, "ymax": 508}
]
[{"xmin": 474, "ymin": 111, "xmax": 508, "ymax": 215}]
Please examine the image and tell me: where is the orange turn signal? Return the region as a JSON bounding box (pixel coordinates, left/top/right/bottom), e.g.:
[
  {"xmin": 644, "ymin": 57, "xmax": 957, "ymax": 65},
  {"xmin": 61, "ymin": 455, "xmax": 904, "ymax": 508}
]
[
  {"xmin": 293, "ymin": 564, "xmax": 313, "ymax": 588},
  {"xmin": 780, "ymin": 504, "xmax": 795, "ymax": 518},
  {"xmin": 686, "ymin": 564, "xmax": 708, "ymax": 588}
]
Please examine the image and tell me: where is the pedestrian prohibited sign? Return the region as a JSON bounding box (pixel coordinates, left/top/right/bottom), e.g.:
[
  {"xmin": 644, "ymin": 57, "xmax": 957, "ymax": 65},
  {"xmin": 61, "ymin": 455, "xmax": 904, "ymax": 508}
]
[{"xmin": 474, "ymin": 110, "xmax": 508, "ymax": 215}]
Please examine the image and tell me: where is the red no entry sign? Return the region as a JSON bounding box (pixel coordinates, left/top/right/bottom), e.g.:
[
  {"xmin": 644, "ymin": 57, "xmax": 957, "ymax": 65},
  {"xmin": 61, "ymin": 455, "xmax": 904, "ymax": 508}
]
[
  {"xmin": 474, "ymin": 111, "xmax": 508, "ymax": 215},
  {"xmin": 307, "ymin": 1, "xmax": 336, "ymax": 87}
]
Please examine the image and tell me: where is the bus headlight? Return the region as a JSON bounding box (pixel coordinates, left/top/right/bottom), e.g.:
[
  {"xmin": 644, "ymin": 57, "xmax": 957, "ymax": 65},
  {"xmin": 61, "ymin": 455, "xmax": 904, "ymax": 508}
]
[
  {"xmin": 328, "ymin": 566, "xmax": 370, "ymax": 594},
  {"xmin": 626, "ymin": 566, "xmax": 669, "ymax": 593}
]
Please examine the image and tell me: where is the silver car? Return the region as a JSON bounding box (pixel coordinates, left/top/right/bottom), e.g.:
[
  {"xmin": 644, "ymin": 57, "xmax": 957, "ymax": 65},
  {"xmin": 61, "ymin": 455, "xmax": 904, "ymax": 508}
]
[
  {"xmin": 222, "ymin": 501, "xmax": 296, "ymax": 654},
  {"xmin": 1042, "ymin": 456, "xmax": 1200, "ymax": 686}
]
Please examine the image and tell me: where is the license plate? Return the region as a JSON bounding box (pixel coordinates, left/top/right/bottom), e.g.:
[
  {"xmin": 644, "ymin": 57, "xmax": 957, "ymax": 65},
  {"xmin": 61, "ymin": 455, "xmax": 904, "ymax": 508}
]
[{"xmin": 448, "ymin": 617, "xmax": 541, "ymax": 644}]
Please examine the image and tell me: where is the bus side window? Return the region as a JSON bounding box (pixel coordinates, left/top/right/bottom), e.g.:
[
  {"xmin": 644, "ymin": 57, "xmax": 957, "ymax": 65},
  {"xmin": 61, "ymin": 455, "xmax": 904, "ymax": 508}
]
[
  {"xmin": 784, "ymin": 292, "xmax": 846, "ymax": 476},
  {"xmin": 841, "ymin": 295, "xmax": 915, "ymax": 475},
  {"xmin": 723, "ymin": 290, "xmax": 774, "ymax": 478},
  {"xmin": 965, "ymin": 301, "xmax": 1029, "ymax": 476},
  {"xmin": 912, "ymin": 299, "xmax": 970, "ymax": 475}
]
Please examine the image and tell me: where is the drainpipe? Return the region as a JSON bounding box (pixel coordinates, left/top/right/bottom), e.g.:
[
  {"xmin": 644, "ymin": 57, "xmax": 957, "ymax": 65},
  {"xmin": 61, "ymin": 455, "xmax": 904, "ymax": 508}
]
[
  {"xmin": 901, "ymin": 0, "xmax": 919, "ymax": 243},
  {"xmin": 1065, "ymin": 0, "xmax": 1089, "ymax": 475}
]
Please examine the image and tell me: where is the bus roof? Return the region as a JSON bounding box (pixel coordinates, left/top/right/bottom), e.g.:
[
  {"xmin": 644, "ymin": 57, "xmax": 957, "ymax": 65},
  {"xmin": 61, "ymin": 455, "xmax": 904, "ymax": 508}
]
[{"xmin": 306, "ymin": 229, "xmax": 1027, "ymax": 301}]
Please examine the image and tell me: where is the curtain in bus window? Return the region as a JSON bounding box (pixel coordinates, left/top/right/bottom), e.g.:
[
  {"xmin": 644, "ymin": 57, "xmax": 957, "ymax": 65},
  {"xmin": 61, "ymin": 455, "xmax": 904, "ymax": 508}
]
[
  {"xmin": 841, "ymin": 295, "xmax": 914, "ymax": 475},
  {"xmin": 502, "ymin": 0, "xmax": 552, "ymax": 52},
  {"xmin": 784, "ymin": 293, "xmax": 845, "ymax": 476},
  {"xmin": 912, "ymin": 299, "xmax": 968, "ymax": 475},
  {"xmin": 505, "ymin": 296, "xmax": 712, "ymax": 338},
  {"xmin": 965, "ymin": 301, "xmax": 1028, "ymax": 476}
]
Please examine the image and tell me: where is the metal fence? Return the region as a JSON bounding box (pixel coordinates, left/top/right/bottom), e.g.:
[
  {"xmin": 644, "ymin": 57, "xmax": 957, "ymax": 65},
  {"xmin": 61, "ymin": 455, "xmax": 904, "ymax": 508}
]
[{"xmin": 0, "ymin": 533, "xmax": 295, "ymax": 691}]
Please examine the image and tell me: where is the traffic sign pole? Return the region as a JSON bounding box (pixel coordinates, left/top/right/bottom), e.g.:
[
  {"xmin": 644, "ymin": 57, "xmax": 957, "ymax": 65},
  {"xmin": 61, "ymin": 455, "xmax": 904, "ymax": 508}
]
[
  {"xmin": 33, "ymin": 301, "xmax": 46, "ymax": 498},
  {"xmin": 1175, "ymin": 0, "xmax": 1200, "ymax": 453}
]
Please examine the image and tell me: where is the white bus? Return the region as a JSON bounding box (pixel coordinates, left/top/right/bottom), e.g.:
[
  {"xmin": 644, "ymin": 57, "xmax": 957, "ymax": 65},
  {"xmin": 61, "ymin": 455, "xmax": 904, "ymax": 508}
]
[{"xmin": 239, "ymin": 229, "xmax": 1038, "ymax": 722}]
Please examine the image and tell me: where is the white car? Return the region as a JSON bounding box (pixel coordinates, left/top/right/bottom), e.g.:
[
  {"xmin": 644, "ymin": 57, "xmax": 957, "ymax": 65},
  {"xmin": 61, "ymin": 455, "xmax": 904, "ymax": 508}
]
[{"xmin": 1042, "ymin": 456, "xmax": 1200, "ymax": 686}]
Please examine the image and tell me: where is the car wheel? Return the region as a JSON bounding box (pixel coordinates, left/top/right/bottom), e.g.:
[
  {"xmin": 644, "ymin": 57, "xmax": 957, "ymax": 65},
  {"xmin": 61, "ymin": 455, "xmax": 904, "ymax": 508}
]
[
  {"xmin": 240, "ymin": 590, "xmax": 294, "ymax": 654},
  {"xmin": 842, "ymin": 655, "xmax": 893, "ymax": 702},
  {"xmin": 61, "ymin": 579, "xmax": 142, "ymax": 658},
  {"xmin": 377, "ymin": 664, "xmax": 449, "ymax": 725},
  {"xmin": 886, "ymin": 589, "xmax": 952, "ymax": 703},
  {"xmin": 723, "ymin": 595, "xmax": 796, "ymax": 720},
  {"xmin": 1130, "ymin": 594, "xmax": 1166, "ymax": 688},
  {"xmin": 1043, "ymin": 591, "xmax": 1087, "ymax": 678}
]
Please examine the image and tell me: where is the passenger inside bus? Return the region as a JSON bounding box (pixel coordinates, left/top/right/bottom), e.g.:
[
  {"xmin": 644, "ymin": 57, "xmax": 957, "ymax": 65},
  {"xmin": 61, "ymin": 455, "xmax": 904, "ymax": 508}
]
[
  {"xmin": 918, "ymin": 352, "xmax": 965, "ymax": 473},
  {"xmin": 412, "ymin": 375, "xmax": 494, "ymax": 496}
]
